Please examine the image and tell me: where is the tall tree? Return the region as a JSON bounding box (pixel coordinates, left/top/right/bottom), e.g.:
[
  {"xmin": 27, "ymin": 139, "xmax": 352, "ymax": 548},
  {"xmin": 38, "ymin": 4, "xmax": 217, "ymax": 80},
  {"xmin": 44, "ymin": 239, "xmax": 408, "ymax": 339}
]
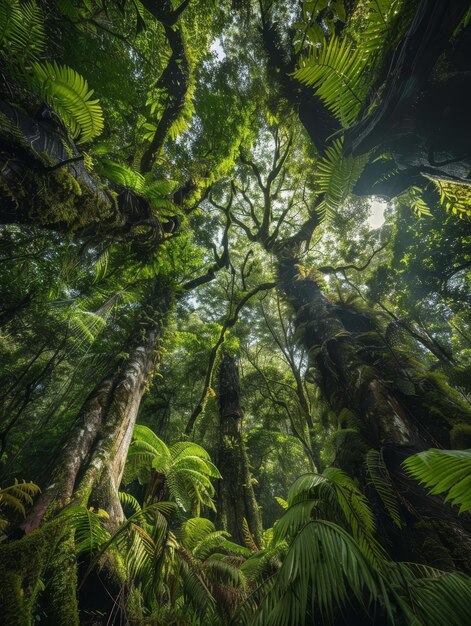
[{"xmin": 216, "ymin": 352, "xmax": 263, "ymax": 546}]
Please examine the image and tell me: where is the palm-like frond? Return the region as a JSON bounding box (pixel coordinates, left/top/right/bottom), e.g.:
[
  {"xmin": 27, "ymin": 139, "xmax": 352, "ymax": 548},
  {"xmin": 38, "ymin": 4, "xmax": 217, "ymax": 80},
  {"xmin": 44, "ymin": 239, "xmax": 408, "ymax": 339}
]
[
  {"xmin": 403, "ymin": 448, "xmax": 471, "ymax": 512},
  {"xmin": 365, "ymin": 449, "xmax": 402, "ymax": 527},
  {"xmin": 314, "ymin": 139, "xmax": 369, "ymax": 219},
  {"xmin": 283, "ymin": 468, "xmax": 385, "ymax": 566},
  {"xmin": 30, "ymin": 61, "xmax": 104, "ymax": 143},
  {"xmin": 388, "ymin": 563, "xmax": 471, "ymax": 626},
  {"xmin": 253, "ymin": 520, "xmax": 380, "ymax": 626}
]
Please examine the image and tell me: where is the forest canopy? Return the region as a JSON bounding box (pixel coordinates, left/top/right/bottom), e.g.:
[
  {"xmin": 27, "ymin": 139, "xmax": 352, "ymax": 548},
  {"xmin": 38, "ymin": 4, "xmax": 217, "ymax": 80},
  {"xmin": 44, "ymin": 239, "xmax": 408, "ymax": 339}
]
[{"xmin": 1, "ymin": 1, "xmax": 471, "ymax": 625}]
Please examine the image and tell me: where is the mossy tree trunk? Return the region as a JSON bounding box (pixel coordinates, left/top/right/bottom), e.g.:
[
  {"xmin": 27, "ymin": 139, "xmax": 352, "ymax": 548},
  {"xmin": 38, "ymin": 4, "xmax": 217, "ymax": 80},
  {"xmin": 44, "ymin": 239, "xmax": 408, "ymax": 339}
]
[
  {"xmin": 277, "ymin": 255, "xmax": 471, "ymax": 571},
  {"xmin": 215, "ymin": 353, "xmax": 263, "ymax": 547},
  {"xmin": 0, "ymin": 283, "xmax": 173, "ymax": 625}
]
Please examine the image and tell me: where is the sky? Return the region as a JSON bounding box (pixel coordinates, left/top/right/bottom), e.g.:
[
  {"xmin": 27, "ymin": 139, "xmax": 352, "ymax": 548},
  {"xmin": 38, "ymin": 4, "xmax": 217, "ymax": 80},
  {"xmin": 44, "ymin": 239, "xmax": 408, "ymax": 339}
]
[{"xmin": 368, "ymin": 198, "xmax": 387, "ymax": 229}]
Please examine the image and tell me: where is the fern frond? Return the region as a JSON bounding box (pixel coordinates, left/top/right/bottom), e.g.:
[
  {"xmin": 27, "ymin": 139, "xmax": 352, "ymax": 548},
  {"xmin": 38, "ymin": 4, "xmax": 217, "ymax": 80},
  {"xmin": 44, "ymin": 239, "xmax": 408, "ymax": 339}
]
[
  {"xmin": 365, "ymin": 449, "xmax": 402, "ymax": 527},
  {"xmin": 96, "ymin": 159, "xmax": 145, "ymax": 191},
  {"xmin": 294, "ymin": 36, "xmax": 367, "ymax": 126},
  {"xmin": 118, "ymin": 491, "xmax": 142, "ymax": 515},
  {"xmin": 0, "ymin": 480, "xmax": 41, "ymax": 518},
  {"xmin": 59, "ymin": 505, "xmax": 111, "ymax": 554},
  {"xmin": 242, "ymin": 517, "xmax": 259, "ymax": 552},
  {"xmin": 30, "ymin": 61, "xmax": 104, "ymax": 143},
  {"xmin": 403, "ymin": 448, "xmax": 471, "ymax": 512},
  {"xmin": 429, "ymin": 177, "xmax": 471, "ymax": 221},
  {"xmin": 0, "ymin": 0, "xmax": 45, "ymax": 65},
  {"xmin": 315, "ymin": 139, "xmax": 369, "ymax": 220}
]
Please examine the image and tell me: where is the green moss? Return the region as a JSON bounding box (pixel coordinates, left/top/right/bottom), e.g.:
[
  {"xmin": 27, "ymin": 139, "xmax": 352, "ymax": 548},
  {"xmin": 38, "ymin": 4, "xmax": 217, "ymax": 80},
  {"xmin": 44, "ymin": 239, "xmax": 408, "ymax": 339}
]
[
  {"xmin": 43, "ymin": 531, "xmax": 79, "ymax": 626},
  {"xmin": 450, "ymin": 423, "xmax": 471, "ymax": 449},
  {"xmin": 25, "ymin": 168, "xmax": 115, "ymax": 229},
  {"xmin": 0, "ymin": 521, "xmax": 58, "ymax": 626},
  {"xmin": 1, "ymin": 119, "xmax": 120, "ymax": 229}
]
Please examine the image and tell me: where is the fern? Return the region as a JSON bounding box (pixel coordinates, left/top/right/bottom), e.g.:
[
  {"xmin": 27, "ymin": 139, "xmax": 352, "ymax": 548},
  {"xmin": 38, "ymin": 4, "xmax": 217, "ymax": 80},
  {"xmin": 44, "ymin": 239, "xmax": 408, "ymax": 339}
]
[
  {"xmin": 429, "ymin": 177, "xmax": 471, "ymax": 220},
  {"xmin": 294, "ymin": 0, "xmax": 403, "ymax": 126},
  {"xmin": 96, "ymin": 159, "xmax": 145, "ymax": 191},
  {"xmin": 0, "ymin": 0, "xmax": 45, "ymax": 65},
  {"xmin": 124, "ymin": 425, "xmax": 220, "ymax": 512},
  {"xmin": 315, "ymin": 139, "xmax": 369, "ymax": 220},
  {"xmin": 58, "ymin": 505, "xmax": 110, "ymax": 554},
  {"xmin": 403, "ymin": 448, "xmax": 471, "ymax": 513},
  {"xmin": 118, "ymin": 491, "xmax": 142, "ymax": 514},
  {"xmin": 365, "ymin": 449, "xmax": 402, "ymax": 527},
  {"xmin": 30, "ymin": 61, "xmax": 104, "ymax": 144},
  {"xmin": 295, "ymin": 36, "xmax": 367, "ymax": 127},
  {"xmin": 0, "ymin": 479, "xmax": 40, "ymax": 521}
]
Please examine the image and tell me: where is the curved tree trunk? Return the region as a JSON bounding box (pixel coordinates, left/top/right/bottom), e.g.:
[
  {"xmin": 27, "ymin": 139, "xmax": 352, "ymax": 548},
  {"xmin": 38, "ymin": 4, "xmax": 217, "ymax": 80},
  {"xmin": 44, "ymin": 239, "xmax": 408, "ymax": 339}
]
[
  {"xmin": 216, "ymin": 353, "xmax": 263, "ymax": 547},
  {"xmin": 277, "ymin": 255, "xmax": 471, "ymax": 571}
]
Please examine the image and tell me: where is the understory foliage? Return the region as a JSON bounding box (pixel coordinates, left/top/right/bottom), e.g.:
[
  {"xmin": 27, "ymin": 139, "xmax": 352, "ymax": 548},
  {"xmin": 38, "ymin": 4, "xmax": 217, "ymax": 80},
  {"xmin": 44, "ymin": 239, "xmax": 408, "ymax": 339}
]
[{"xmin": 1, "ymin": 0, "xmax": 471, "ymax": 624}]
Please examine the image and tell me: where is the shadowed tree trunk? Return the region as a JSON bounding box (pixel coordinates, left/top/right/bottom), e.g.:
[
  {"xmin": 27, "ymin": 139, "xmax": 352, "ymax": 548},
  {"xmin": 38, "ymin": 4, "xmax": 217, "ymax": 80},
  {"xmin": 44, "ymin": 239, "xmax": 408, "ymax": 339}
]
[
  {"xmin": 277, "ymin": 254, "xmax": 471, "ymax": 571},
  {"xmin": 216, "ymin": 353, "xmax": 263, "ymax": 547}
]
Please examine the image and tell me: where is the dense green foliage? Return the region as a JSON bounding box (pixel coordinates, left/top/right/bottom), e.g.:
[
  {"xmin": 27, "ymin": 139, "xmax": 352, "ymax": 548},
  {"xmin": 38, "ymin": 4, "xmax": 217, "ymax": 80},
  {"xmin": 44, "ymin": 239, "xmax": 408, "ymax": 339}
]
[{"xmin": 1, "ymin": 1, "xmax": 471, "ymax": 624}]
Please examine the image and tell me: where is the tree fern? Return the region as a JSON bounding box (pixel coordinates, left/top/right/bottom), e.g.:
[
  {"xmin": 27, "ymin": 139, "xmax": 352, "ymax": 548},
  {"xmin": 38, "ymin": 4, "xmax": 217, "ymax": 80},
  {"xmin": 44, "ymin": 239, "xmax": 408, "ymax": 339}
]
[
  {"xmin": 124, "ymin": 425, "xmax": 221, "ymax": 512},
  {"xmin": 30, "ymin": 61, "xmax": 104, "ymax": 143},
  {"xmin": 403, "ymin": 448, "xmax": 471, "ymax": 512}
]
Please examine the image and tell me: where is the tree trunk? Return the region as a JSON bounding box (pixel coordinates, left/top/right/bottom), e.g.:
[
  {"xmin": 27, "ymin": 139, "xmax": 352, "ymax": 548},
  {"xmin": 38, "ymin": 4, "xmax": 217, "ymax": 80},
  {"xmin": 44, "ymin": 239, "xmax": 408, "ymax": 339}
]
[
  {"xmin": 216, "ymin": 353, "xmax": 263, "ymax": 547},
  {"xmin": 22, "ymin": 283, "xmax": 173, "ymax": 532},
  {"xmin": 0, "ymin": 283, "xmax": 173, "ymax": 625},
  {"xmin": 277, "ymin": 255, "xmax": 471, "ymax": 571}
]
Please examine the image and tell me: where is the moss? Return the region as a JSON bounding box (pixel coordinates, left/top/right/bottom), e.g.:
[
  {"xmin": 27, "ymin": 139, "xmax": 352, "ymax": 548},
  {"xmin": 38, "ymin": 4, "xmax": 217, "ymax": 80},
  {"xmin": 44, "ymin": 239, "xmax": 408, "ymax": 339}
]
[
  {"xmin": 450, "ymin": 423, "xmax": 471, "ymax": 449},
  {"xmin": 24, "ymin": 168, "xmax": 115, "ymax": 229},
  {"xmin": 1, "ymin": 130, "xmax": 119, "ymax": 230},
  {"xmin": 0, "ymin": 520, "xmax": 60, "ymax": 626},
  {"xmin": 42, "ymin": 531, "xmax": 79, "ymax": 626}
]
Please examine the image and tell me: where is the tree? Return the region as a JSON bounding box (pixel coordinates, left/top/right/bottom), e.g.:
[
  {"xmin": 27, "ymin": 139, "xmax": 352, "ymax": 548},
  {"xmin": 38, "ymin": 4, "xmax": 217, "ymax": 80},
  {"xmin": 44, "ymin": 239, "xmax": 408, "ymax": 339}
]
[
  {"xmin": 1, "ymin": 1, "xmax": 471, "ymax": 623},
  {"xmin": 215, "ymin": 352, "xmax": 263, "ymax": 546}
]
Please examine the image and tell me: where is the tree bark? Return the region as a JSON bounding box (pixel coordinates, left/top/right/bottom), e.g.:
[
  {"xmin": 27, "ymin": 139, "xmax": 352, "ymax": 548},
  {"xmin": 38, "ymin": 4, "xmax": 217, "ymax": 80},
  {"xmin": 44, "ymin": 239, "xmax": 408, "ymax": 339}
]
[
  {"xmin": 21, "ymin": 282, "xmax": 173, "ymax": 533},
  {"xmin": 215, "ymin": 353, "xmax": 263, "ymax": 547},
  {"xmin": 277, "ymin": 255, "xmax": 471, "ymax": 571}
]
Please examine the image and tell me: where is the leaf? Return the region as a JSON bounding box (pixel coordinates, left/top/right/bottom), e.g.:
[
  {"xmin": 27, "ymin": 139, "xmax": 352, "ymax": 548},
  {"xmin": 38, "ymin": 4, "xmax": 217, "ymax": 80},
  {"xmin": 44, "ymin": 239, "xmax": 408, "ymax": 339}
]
[
  {"xmin": 403, "ymin": 448, "xmax": 471, "ymax": 513},
  {"xmin": 365, "ymin": 449, "xmax": 402, "ymax": 527},
  {"xmin": 30, "ymin": 61, "xmax": 104, "ymax": 143},
  {"xmin": 315, "ymin": 138, "xmax": 369, "ymax": 220},
  {"xmin": 294, "ymin": 36, "xmax": 367, "ymax": 126}
]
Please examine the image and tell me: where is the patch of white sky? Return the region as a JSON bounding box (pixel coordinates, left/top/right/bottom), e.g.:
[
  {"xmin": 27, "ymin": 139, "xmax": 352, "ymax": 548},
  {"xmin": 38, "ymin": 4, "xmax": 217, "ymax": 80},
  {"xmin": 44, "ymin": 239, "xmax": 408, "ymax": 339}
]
[
  {"xmin": 210, "ymin": 37, "xmax": 225, "ymax": 62},
  {"xmin": 367, "ymin": 198, "xmax": 387, "ymax": 229}
]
